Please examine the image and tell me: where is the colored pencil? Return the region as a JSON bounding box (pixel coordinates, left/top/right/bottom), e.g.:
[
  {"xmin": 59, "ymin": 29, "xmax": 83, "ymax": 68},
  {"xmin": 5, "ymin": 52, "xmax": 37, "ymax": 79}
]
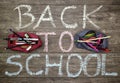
[{"xmin": 77, "ymin": 36, "xmax": 111, "ymax": 43}]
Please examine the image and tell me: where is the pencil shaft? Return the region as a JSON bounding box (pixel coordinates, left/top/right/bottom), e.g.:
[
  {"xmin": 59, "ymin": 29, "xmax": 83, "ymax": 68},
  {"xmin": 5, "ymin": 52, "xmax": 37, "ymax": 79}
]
[
  {"xmin": 88, "ymin": 36, "xmax": 111, "ymax": 41},
  {"xmin": 77, "ymin": 36, "xmax": 111, "ymax": 43}
]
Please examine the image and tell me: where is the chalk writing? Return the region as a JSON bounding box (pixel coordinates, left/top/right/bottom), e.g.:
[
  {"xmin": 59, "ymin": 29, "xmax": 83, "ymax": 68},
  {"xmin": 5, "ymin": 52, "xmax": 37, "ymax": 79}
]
[
  {"xmin": 59, "ymin": 31, "xmax": 74, "ymax": 52},
  {"xmin": 36, "ymin": 32, "xmax": 56, "ymax": 52},
  {"xmin": 4, "ymin": 4, "xmax": 118, "ymax": 79},
  {"xmin": 5, "ymin": 54, "xmax": 118, "ymax": 77},
  {"xmin": 26, "ymin": 54, "xmax": 43, "ymax": 75},
  {"xmin": 14, "ymin": 5, "xmax": 35, "ymax": 30},
  {"xmin": 83, "ymin": 54, "xmax": 101, "ymax": 77},
  {"xmin": 5, "ymin": 55, "xmax": 23, "ymax": 76},
  {"xmin": 101, "ymin": 54, "xmax": 118, "ymax": 76},
  {"xmin": 61, "ymin": 6, "xmax": 78, "ymax": 29},
  {"xmin": 33, "ymin": 5, "xmax": 56, "ymax": 29},
  {"xmin": 14, "ymin": 5, "xmax": 103, "ymax": 30},
  {"xmin": 67, "ymin": 54, "xmax": 83, "ymax": 77},
  {"xmin": 83, "ymin": 5, "xmax": 103, "ymax": 29},
  {"xmin": 45, "ymin": 54, "xmax": 63, "ymax": 76}
]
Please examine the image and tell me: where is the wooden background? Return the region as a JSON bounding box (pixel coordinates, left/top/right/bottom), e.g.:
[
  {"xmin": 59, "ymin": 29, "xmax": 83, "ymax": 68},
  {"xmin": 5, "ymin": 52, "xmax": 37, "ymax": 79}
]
[{"xmin": 0, "ymin": 0, "xmax": 120, "ymax": 83}]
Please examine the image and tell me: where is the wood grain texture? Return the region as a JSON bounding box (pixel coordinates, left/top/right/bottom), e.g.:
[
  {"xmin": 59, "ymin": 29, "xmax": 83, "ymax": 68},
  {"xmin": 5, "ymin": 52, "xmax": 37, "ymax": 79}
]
[
  {"xmin": 0, "ymin": 0, "xmax": 120, "ymax": 5},
  {"xmin": 0, "ymin": 0, "xmax": 120, "ymax": 83},
  {"xmin": 0, "ymin": 5, "xmax": 120, "ymax": 31},
  {"xmin": 0, "ymin": 53, "xmax": 120, "ymax": 77}
]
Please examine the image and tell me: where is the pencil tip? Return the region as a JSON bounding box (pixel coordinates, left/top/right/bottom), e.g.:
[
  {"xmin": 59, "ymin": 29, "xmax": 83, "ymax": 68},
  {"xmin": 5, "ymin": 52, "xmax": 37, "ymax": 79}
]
[{"xmin": 4, "ymin": 48, "xmax": 7, "ymax": 50}]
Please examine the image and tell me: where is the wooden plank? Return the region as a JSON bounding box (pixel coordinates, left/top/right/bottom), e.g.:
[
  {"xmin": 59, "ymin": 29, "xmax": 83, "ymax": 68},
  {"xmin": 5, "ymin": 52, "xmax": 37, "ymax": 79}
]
[
  {"xmin": 0, "ymin": 5, "xmax": 119, "ymax": 31},
  {"xmin": 0, "ymin": 0, "xmax": 120, "ymax": 5},
  {"xmin": 0, "ymin": 29, "xmax": 119, "ymax": 53},
  {"xmin": 0, "ymin": 53, "xmax": 120, "ymax": 77},
  {"xmin": 0, "ymin": 0, "xmax": 120, "ymax": 83},
  {"xmin": 0, "ymin": 77, "xmax": 120, "ymax": 83}
]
